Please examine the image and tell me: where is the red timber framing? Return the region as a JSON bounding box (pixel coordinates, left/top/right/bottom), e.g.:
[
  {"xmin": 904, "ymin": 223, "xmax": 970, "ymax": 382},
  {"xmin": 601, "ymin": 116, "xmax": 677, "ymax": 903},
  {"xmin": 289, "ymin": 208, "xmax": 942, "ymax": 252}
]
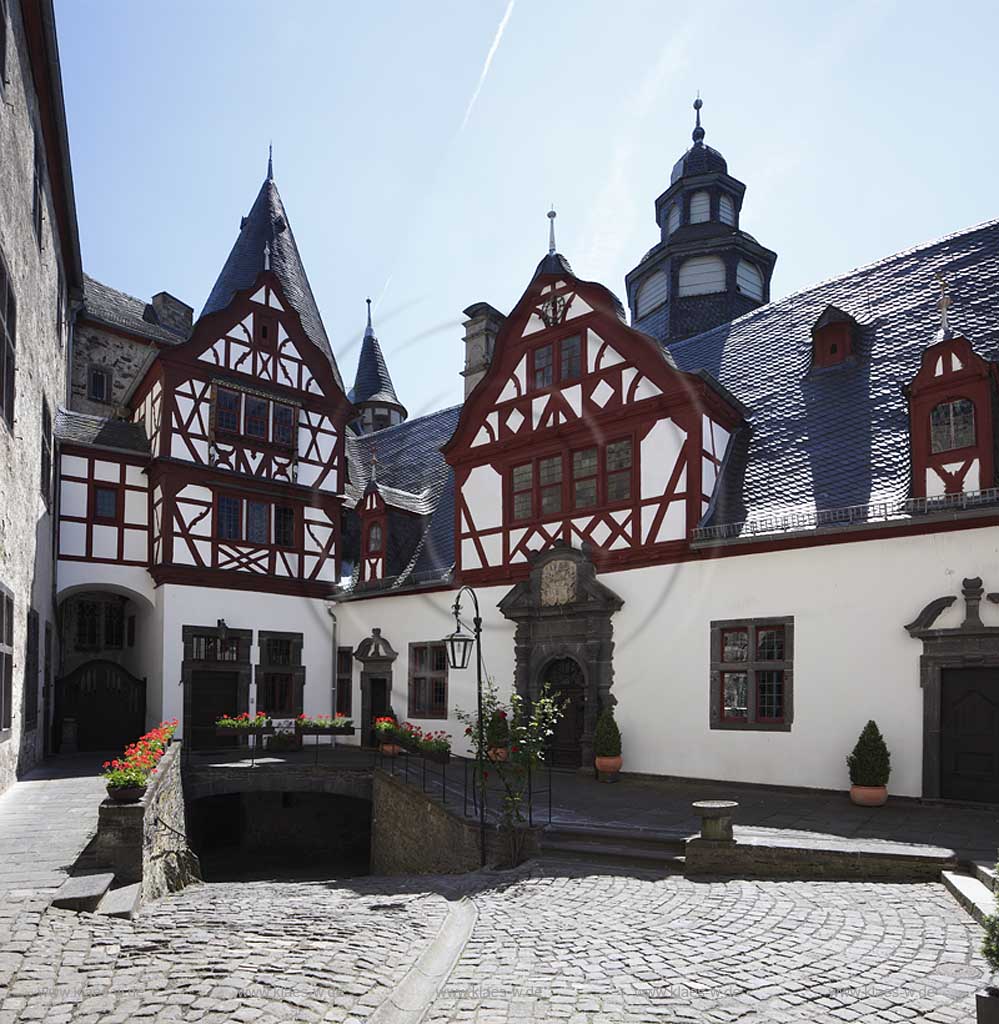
[
  {"xmin": 358, "ymin": 486, "xmax": 387, "ymax": 584},
  {"xmin": 120, "ymin": 270, "xmax": 352, "ymax": 598},
  {"xmin": 907, "ymin": 333, "xmax": 997, "ymax": 499},
  {"xmin": 57, "ymin": 445, "xmax": 150, "ymax": 566},
  {"xmin": 443, "ymin": 266, "xmax": 744, "ymax": 585}
]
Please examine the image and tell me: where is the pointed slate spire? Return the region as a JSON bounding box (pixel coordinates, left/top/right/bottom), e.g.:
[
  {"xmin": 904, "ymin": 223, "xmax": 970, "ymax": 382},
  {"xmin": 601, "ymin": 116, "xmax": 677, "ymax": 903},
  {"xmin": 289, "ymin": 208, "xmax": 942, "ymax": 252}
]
[
  {"xmin": 350, "ymin": 299, "xmax": 407, "ymax": 426},
  {"xmin": 533, "ymin": 206, "xmax": 573, "ymax": 279},
  {"xmin": 200, "ymin": 165, "xmax": 344, "ymax": 390}
]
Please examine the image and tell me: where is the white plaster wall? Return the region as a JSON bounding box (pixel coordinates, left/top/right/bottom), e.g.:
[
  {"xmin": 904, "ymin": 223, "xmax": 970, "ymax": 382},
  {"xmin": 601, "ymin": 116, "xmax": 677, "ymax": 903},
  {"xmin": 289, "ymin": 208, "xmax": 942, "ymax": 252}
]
[
  {"xmin": 333, "ymin": 585, "xmax": 515, "ymax": 757},
  {"xmin": 603, "ymin": 525, "xmax": 999, "ymax": 797},
  {"xmin": 156, "ymin": 584, "xmax": 337, "ymax": 738}
]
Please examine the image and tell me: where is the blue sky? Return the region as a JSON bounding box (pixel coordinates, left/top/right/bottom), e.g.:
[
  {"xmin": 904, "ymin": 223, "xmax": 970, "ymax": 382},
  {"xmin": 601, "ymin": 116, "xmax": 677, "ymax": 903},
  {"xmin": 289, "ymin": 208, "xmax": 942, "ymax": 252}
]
[{"xmin": 57, "ymin": 0, "xmax": 999, "ymax": 421}]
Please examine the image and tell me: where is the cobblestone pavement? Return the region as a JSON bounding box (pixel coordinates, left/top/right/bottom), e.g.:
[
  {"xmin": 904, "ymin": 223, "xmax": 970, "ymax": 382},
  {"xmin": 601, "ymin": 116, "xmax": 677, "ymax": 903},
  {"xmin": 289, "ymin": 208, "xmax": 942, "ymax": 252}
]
[
  {"xmin": 428, "ymin": 867, "xmax": 989, "ymax": 1024},
  {"xmin": 0, "ymin": 866, "xmax": 988, "ymax": 1023},
  {"xmin": 0, "ymin": 877, "xmax": 451, "ymax": 1023}
]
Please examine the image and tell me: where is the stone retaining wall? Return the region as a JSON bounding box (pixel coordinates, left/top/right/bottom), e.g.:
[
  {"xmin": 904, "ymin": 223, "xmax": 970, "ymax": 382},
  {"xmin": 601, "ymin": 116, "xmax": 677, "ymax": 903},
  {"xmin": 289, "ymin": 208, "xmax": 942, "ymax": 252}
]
[
  {"xmin": 95, "ymin": 743, "xmax": 200, "ymax": 900},
  {"xmin": 371, "ymin": 769, "xmax": 540, "ymax": 874}
]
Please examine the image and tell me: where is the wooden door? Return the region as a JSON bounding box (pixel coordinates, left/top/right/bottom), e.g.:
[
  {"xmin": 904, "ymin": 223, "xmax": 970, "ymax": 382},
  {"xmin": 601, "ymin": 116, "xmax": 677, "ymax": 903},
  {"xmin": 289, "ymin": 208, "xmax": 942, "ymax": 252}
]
[
  {"xmin": 941, "ymin": 667, "xmax": 999, "ymax": 803},
  {"xmin": 191, "ymin": 670, "xmax": 240, "ymax": 751},
  {"xmin": 56, "ymin": 660, "xmax": 146, "ymax": 752},
  {"xmin": 544, "ymin": 658, "xmax": 585, "ymax": 769},
  {"xmin": 367, "ymin": 676, "xmax": 389, "ymax": 746}
]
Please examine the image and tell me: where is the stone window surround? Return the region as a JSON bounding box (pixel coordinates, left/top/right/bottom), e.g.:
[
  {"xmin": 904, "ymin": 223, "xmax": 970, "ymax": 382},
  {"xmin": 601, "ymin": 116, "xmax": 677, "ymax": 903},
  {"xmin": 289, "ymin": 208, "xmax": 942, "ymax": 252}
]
[
  {"xmin": 181, "ymin": 624, "xmax": 253, "ymax": 743},
  {"xmin": 256, "ymin": 630, "xmax": 305, "ymax": 720},
  {"xmin": 0, "ymin": 581, "xmax": 12, "ymax": 739},
  {"xmin": 709, "ymin": 616, "xmax": 794, "ymax": 732},
  {"xmin": 407, "ymin": 641, "xmax": 448, "ymax": 720}
]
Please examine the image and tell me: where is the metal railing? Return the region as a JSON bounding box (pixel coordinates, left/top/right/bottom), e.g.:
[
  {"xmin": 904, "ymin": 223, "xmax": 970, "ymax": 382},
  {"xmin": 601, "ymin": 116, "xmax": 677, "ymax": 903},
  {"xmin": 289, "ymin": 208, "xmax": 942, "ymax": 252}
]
[{"xmin": 694, "ymin": 487, "xmax": 999, "ymax": 543}]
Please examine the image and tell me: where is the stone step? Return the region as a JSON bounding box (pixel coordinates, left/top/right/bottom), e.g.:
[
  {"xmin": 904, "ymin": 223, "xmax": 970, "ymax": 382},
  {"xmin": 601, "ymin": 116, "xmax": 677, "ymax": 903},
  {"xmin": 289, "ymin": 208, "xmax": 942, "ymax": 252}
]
[
  {"xmin": 541, "ymin": 839, "xmax": 686, "ymax": 875},
  {"xmin": 95, "ymin": 883, "xmax": 142, "ymax": 920},
  {"xmin": 543, "ymin": 824, "xmax": 687, "ymax": 856},
  {"xmin": 972, "ymin": 860, "xmax": 998, "ymax": 893},
  {"xmin": 942, "ymin": 870, "xmax": 995, "ymax": 925},
  {"xmin": 51, "ymin": 872, "xmax": 115, "ymax": 913}
]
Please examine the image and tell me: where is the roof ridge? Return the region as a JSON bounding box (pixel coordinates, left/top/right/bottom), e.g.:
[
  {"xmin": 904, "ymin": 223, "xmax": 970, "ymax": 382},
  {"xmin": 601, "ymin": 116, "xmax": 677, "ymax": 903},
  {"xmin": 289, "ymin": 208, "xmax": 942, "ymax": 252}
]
[
  {"xmin": 83, "ymin": 273, "xmax": 152, "ymax": 308},
  {"xmin": 670, "ymin": 216, "xmax": 999, "ymax": 353}
]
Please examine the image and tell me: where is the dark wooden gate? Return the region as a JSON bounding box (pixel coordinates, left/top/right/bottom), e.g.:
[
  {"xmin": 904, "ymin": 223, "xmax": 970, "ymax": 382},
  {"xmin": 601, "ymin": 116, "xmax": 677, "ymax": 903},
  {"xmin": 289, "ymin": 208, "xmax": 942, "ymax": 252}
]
[
  {"xmin": 56, "ymin": 660, "xmax": 146, "ymax": 752},
  {"xmin": 544, "ymin": 658, "xmax": 586, "ymax": 769},
  {"xmin": 941, "ymin": 667, "xmax": 999, "ymax": 803}
]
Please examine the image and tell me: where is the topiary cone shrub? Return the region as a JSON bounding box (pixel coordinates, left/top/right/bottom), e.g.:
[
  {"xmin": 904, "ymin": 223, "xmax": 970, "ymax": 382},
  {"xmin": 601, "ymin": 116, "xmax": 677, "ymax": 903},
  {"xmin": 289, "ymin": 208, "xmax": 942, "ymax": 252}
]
[
  {"xmin": 846, "ymin": 720, "xmax": 891, "ymax": 787},
  {"xmin": 594, "ymin": 709, "xmax": 622, "ymax": 758}
]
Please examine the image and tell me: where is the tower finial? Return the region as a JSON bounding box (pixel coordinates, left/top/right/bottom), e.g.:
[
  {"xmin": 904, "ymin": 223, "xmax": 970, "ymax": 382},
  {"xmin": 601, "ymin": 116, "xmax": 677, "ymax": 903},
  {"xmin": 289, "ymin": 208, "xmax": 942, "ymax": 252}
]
[
  {"xmin": 267, "ymin": 142, "xmax": 273, "ymax": 180},
  {"xmin": 935, "ymin": 272, "xmax": 952, "ymax": 336},
  {"xmin": 365, "ymin": 297, "xmax": 373, "ymax": 333},
  {"xmin": 547, "ymin": 206, "xmax": 557, "ymax": 256},
  {"xmin": 692, "ymin": 94, "xmax": 705, "ymax": 145}
]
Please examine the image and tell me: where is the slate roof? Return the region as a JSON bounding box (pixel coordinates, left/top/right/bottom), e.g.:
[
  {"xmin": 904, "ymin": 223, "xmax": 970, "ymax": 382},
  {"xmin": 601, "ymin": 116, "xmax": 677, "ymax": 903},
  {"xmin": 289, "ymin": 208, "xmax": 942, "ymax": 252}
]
[
  {"xmin": 349, "ymin": 305, "xmax": 405, "ymax": 412},
  {"xmin": 201, "ymin": 166, "xmax": 344, "ymax": 391},
  {"xmin": 55, "ymin": 408, "xmax": 150, "ymax": 454},
  {"xmin": 342, "ymin": 406, "xmax": 462, "ymax": 592},
  {"xmin": 668, "ymin": 217, "xmax": 999, "ymax": 536},
  {"xmin": 82, "ymin": 275, "xmax": 190, "ymax": 345},
  {"xmin": 670, "ymin": 141, "xmax": 728, "ymax": 185}
]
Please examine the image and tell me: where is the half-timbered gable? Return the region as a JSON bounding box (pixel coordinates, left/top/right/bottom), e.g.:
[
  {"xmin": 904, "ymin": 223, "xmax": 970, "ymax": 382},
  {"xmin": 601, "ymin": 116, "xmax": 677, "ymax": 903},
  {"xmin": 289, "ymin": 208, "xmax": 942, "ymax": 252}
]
[{"xmin": 443, "ymin": 251, "xmax": 743, "ymax": 583}]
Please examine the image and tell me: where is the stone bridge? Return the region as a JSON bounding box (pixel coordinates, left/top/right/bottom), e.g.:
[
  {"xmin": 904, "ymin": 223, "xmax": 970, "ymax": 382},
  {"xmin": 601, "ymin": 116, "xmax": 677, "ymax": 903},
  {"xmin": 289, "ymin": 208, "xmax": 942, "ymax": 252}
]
[{"xmin": 182, "ymin": 761, "xmax": 373, "ymax": 803}]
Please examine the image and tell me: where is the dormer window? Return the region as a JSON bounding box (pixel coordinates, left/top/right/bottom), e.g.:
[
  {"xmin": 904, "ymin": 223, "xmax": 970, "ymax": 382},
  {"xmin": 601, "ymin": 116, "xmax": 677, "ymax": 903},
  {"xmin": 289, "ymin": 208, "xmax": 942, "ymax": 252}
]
[
  {"xmin": 368, "ymin": 522, "xmax": 383, "ymax": 553},
  {"xmin": 930, "ymin": 399, "xmax": 975, "ymax": 453},
  {"xmin": 735, "ymin": 260, "xmax": 763, "ymax": 302},
  {"xmin": 810, "ymin": 305, "xmax": 857, "ymax": 368},
  {"xmin": 667, "ymin": 204, "xmax": 680, "ymax": 235}
]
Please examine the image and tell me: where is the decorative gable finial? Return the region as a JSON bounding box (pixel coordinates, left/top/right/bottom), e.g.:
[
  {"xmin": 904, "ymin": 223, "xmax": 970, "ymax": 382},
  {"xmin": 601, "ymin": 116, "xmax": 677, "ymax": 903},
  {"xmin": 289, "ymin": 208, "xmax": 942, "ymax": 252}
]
[
  {"xmin": 263, "ymin": 240, "xmax": 271, "ymax": 271},
  {"xmin": 547, "ymin": 206, "xmax": 557, "ymax": 256},
  {"xmin": 267, "ymin": 142, "xmax": 274, "ymax": 181},
  {"xmin": 935, "ymin": 272, "xmax": 951, "ymax": 337},
  {"xmin": 692, "ymin": 94, "xmax": 705, "ymax": 145}
]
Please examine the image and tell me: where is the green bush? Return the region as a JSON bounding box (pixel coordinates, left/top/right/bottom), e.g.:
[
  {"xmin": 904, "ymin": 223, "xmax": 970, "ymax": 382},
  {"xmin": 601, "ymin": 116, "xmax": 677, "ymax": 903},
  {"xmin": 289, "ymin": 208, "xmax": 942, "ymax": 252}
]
[
  {"xmin": 846, "ymin": 720, "xmax": 891, "ymax": 787},
  {"xmin": 594, "ymin": 708, "xmax": 622, "ymax": 758}
]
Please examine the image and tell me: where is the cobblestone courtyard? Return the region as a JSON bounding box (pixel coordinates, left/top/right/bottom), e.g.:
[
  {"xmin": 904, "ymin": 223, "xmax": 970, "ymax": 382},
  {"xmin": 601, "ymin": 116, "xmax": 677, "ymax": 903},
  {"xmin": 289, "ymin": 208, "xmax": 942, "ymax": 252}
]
[{"xmin": 0, "ymin": 865, "xmax": 988, "ymax": 1023}]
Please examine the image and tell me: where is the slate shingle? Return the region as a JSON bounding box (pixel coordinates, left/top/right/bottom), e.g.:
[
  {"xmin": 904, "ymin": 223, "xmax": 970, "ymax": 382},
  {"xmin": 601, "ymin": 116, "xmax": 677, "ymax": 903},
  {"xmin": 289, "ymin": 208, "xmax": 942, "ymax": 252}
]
[
  {"xmin": 82, "ymin": 275, "xmax": 190, "ymax": 345},
  {"xmin": 55, "ymin": 408, "xmax": 150, "ymax": 454}
]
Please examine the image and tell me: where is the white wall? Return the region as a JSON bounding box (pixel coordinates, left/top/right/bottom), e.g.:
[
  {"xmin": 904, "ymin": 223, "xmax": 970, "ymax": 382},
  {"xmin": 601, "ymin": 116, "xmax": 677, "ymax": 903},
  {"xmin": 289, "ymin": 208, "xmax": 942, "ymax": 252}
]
[
  {"xmin": 156, "ymin": 584, "xmax": 337, "ymax": 737},
  {"xmin": 329, "ymin": 524, "xmax": 999, "ymax": 797}
]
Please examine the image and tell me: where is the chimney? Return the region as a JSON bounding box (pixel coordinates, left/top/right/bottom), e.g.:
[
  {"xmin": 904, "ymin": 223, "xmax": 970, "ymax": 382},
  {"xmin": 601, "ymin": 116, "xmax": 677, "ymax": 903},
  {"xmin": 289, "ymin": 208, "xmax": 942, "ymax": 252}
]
[
  {"xmin": 461, "ymin": 302, "xmax": 505, "ymax": 399},
  {"xmin": 151, "ymin": 291, "xmax": 193, "ymax": 336}
]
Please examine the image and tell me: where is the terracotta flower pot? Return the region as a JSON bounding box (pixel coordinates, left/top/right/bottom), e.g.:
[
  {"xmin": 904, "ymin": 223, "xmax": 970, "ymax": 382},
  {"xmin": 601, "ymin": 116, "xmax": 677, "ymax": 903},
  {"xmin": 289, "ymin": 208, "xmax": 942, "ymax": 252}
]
[
  {"xmin": 850, "ymin": 784, "xmax": 888, "ymax": 807},
  {"xmin": 107, "ymin": 784, "xmax": 146, "ymax": 803},
  {"xmin": 487, "ymin": 747, "xmax": 509, "ymax": 763},
  {"xmin": 380, "ymin": 743, "xmax": 402, "ymax": 757},
  {"xmin": 595, "ymin": 755, "xmax": 623, "ymax": 774},
  {"xmin": 977, "ymin": 990, "xmax": 999, "ymax": 1024}
]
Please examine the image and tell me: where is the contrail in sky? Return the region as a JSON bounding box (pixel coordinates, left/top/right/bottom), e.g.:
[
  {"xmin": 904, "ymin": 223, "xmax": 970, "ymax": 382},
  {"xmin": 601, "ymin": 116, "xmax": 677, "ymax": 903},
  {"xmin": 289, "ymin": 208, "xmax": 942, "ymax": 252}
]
[{"xmin": 460, "ymin": 0, "xmax": 515, "ymax": 132}]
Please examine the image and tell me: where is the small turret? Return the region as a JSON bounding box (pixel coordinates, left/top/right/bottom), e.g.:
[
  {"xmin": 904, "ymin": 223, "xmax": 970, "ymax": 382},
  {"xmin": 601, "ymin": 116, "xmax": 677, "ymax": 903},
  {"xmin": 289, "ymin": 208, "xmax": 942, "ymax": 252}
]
[{"xmin": 349, "ymin": 299, "xmax": 407, "ymax": 434}]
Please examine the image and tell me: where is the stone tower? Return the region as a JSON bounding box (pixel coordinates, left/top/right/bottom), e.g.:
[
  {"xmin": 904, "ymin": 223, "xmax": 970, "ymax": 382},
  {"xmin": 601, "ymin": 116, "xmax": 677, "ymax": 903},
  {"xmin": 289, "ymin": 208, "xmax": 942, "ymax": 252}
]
[{"xmin": 625, "ymin": 98, "xmax": 777, "ymax": 347}]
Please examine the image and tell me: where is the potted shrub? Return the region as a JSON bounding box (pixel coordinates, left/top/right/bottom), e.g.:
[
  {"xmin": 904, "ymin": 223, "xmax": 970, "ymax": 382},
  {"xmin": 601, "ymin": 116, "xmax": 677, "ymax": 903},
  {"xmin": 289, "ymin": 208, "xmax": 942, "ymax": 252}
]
[
  {"xmin": 593, "ymin": 708, "xmax": 623, "ymax": 782},
  {"xmin": 101, "ymin": 757, "xmax": 151, "ymax": 802},
  {"xmin": 980, "ymin": 884, "xmax": 999, "ymax": 1022},
  {"xmin": 486, "ymin": 709, "xmax": 510, "ymax": 762},
  {"xmin": 846, "ymin": 720, "xmax": 891, "ymax": 806},
  {"xmin": 374, "ymin": 716, "xmax": 402, "ymax": 756}
]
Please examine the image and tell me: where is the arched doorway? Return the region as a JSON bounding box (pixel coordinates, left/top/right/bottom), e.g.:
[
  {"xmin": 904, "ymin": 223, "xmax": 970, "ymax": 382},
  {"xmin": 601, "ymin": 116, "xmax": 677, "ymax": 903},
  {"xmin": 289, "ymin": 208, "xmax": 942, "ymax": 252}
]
[
  {"xmin": 542, "ymin": 658, "xmax": 586, "ymax": 769},
  {"xmin": 55, "ymin": 660, "xmax": 146, "ymax": 752}
]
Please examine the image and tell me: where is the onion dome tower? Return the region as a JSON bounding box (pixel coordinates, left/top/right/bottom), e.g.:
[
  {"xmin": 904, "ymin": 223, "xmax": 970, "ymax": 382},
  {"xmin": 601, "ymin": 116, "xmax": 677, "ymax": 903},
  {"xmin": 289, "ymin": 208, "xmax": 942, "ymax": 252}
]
[{"xmin": 625, "ymin": 98, "xmax": 777, "ymax": 347}]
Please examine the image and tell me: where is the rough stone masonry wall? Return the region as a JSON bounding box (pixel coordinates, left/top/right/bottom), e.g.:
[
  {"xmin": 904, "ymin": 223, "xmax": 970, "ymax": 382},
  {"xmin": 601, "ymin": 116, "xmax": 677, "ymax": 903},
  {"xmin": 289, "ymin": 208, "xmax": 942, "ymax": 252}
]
[
  {"xmin": 0, "ymin": 0, "xmax": 71, "ymax": 795},
  {"xmin": 70, "ymin": 321, "xmax": 154, "ymax": 417},
  {"xmin": 95, "ymin": 743, "xmax": 200, "ymax": 900}
]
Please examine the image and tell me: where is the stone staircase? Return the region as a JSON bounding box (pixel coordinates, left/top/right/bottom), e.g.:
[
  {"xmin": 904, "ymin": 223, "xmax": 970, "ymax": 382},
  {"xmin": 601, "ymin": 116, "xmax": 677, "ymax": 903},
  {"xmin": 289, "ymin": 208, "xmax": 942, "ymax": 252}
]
[
  {"xmin": 50, "ymin": 838, "xmax": 142, "ymax": 920},
  {"xmin": 942, "ymin": 860, "xmax": 996, "ymax": 925},
  {"xmin": 540, "ymin": 823, "xmax": 688, "ymax": 875}
]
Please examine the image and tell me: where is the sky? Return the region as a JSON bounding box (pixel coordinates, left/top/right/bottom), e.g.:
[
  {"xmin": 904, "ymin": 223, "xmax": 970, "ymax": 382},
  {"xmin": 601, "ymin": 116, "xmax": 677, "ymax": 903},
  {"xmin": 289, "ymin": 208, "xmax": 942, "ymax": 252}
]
[{"xmin": 56, "ymin": 0, "xmax": 999, "ymax": 423}]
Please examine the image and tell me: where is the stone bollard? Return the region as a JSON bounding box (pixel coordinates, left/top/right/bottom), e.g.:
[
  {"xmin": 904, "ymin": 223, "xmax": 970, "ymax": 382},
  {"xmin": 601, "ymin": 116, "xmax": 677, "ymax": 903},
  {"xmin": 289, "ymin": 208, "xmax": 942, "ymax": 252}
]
[{"xmin": 692, "ymin": 800, "xmax": 739, "ymax": 843}]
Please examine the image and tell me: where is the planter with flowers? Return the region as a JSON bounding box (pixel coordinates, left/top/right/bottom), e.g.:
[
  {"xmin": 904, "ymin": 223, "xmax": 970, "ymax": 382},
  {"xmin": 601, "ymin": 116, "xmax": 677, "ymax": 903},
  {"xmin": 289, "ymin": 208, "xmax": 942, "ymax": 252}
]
[
  {"xmin": 846, "ymin": 720, "xmax": 891, "ymax": 806},
  {"xmin": 485, "ymin": 709, "xmax": 510, "ymax": 762},
  {"xmin": 593, "ymin": 708, "xmax": 623, "ymax": 782},
  {"xmin": 399, "ymin": 721, "xmax": 424, "ymax": 753},
  {"xmin": 418, "ymin": 730, "xmax": 452, "ymax": 764},
  {"xmin": 296, "ymin": 714, "xmax": 355, "ymax": 736},
  {"xmin": 374, "ymin": 716, "xmax": 402, "ymax": 756},
  {"xmin": 215, "ymin": 712, "xmax": 274, "ymax": 738},
  {"xmin": 100, "ymin": 719, "xmax": 177, "ymax": 802},
  {"xmin": 980, "ymin": 879, "xmax": 999, "ymax": 1022}
]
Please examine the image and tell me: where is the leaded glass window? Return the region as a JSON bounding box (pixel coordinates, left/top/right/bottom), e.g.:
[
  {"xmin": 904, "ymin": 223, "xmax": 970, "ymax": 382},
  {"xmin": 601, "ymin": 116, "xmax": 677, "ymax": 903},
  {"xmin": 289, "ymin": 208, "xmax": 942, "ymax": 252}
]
[
  {"xmin": 573, "ymin": 447, "xmax": 598, "ymax": 509},
  {"xmin": 217, "ymin": 388, "xmax": 240, "ymax": 432},
  {"xmin": 560, "ymin": 335, "xmax": 581, "ymax": 381},
  {"xmin": 218, "ymin": 495, "xmax": 242, "ymax": 541},
  {"xmin": 533, "ymin": 344, "xmax": 553, "ymax": 389},
  {"xmin": 247, "ymin": 501, "xmax": 269, "ymax": 544},
  {"xmin": 711, "ymin": 618, "xmax": 793, "ymax": 730},
  {"xmin": 606, "ymin": 439, "xmax": 632, "ymax": 503},
  {"xmin": 539, "ymin": 455, "xmax": 562, "ymax": 516},
  {"xmin": 512, "ymin": 463, "xmax": 533, "ymax": 521},
  {"xmin": 930, "ymin": 399, "xmax": 975, "ymax": 454}
]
